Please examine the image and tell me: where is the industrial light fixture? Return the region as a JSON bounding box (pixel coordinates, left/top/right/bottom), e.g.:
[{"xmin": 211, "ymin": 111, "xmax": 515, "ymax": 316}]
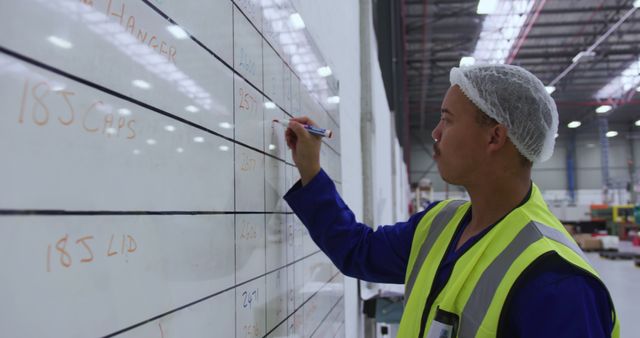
[
  {"xmin": 635, "ymin": 120, "xmax": 640, "ymax": 126},
  {"xmin": 545, "ymin": 86, "xmax": 556, "ymax": 94},
  {"xmin": 477, "ymin": 0, "xmax": 499, "ymax": 14},
  {"xmin": 459, "ymin": 56, "xmax": 476, "ymax": 67},
  {"xmin": 327, "ymin": 96, "xmax": 340, "ymax": 104},
  {"xmin": 567, "ymin": 121, "xmax": 581, "ymax": 128},
  {"xmin": 606, "ymin": 131, "xmax": 618, "ymax": 138},
  {"xmin": 595, "ymin": 105, "xmax": 612, "ymax": 113},
  {"xmin": 571, "ymin": 51, "xmax": 596, "ymax": 64}
]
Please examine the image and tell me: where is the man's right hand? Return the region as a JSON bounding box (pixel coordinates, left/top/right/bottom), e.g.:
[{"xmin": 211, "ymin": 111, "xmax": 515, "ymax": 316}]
[{"xmin": 285, "ymin": 116, "xmax": 322, "ymax": 186}]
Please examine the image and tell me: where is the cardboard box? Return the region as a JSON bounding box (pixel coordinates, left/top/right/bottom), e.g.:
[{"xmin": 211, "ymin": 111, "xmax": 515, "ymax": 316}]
[
  {"xmin": 578, "ymin": 237, "xmax": 602, "ymax": 251},
  {"xmin": 563, "ymin": 224, "xmax": 575, "ymax": 235}
]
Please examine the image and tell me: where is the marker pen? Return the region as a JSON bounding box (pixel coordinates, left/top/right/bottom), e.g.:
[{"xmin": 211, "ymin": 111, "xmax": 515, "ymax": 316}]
[{"xmin": 273, "ymin": 119, "xmax": 333, "ymax": 138}]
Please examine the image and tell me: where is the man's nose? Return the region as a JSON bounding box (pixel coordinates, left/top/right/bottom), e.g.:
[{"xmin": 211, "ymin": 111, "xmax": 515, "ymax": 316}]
[{"xmin": 431, "ymin": 123, "xmax": 441, "ymax": 142}]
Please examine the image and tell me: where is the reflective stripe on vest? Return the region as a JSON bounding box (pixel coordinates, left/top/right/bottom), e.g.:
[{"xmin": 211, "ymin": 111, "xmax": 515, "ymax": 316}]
[
  {"xmin": 458, "ymin": 221, "xmax": 590, "ymax": 337},
  {"xmin": 404, "ymin": 200, "xmax": 466, "ymax": 304}
]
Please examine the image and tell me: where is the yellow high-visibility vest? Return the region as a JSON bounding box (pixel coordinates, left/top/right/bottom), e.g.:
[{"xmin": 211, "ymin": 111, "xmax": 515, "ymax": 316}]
[{"xmin": 398, "ymin": 184, "xmax": 619, "ymax": 338}]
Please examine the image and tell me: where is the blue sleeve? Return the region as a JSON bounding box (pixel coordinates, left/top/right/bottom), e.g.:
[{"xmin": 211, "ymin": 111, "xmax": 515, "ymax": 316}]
[
  {"xmin": 505, "ymin": 255, "xmax": 614, "ymax": 338},
  {"xmin": 284, "ymin": 169, "xmax": 438, "ymax": 283}
]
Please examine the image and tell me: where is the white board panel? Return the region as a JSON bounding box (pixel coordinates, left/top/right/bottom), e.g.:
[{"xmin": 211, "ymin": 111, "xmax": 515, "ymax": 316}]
[
  {"xmin": 0, "ymin": 0, "xmax": 235, "ymax": 138},
  {"xmin": 234, "ymin": 5, "xmax": 263, "ymax": 91},
  {"xmin": 0, "ymin": 54, "xmax": 234, "ymax": 211},
  {"xmin": 153, "ymin": 0, "xmax": 234, "ymax": 64},
  {"xmin": 235, "ymin": 75, "xmax": 265, "ymax": 150},
  {"xmin": 0, "ymin": 215, "xmax": 234, "ymax": 337}
]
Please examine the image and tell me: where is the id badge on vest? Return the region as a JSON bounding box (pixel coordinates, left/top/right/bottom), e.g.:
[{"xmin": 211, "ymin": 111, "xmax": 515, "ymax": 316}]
[{"xmin": 425, "ymin": 307, "xmax": 459, "ymax": 338}]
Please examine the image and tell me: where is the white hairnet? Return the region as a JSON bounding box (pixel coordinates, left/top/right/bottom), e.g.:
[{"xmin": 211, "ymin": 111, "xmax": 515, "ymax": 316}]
[{"xmin": 449, "ymin": 64, "xmax": 558, "ymax": 163}]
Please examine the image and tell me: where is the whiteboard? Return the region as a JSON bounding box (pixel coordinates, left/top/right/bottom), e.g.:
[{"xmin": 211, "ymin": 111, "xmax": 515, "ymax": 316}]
[{"xmin": 0, "ymin": 0, "xmax": 344, "ymax": 337}]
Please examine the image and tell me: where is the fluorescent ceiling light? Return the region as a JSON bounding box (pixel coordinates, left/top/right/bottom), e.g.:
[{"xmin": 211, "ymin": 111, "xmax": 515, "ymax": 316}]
[
  {"xmin": 132, "ymin": 79, "xmax": 151, "ymax": 89},
  {"xmin": 164, "ymin": 125, "xmax": 176, "ymax": 132},
  {"xmin": 545, "ymin": 86, "xmax": 556, "ymax": 94},
  {"xmin": 317, "ymin": 66, "xmax": 332, "ymax": 77},
  {"xmin": 636, "ymin": 87, "xmax": 640, "ymax": 92},
  {"xmin": 289, "ymin": 13, "xmax": 306, "ymax": 30},
  {"xmin": 48, "ymin": 36, "xmax": 73, "ymax": 49},
  {"xmin": 166, "ymin": 25, "xmax": 189, "ymax": 39},
  {"xmin": 118, "ymin": 108, "xmax": 132, "ymax": 116},
  {"xmin": 572, "ymin": 51, "xmax": 595, "ymax": 63},
  {"xmin": 595, "ymin": 105, "xmax": 612, "ymax": 113},
  {"xmin": 193, "ymin": 136, "xmax": 205, "ymax": 143},
  {"xmin": 176, "ymin": 147, "xmax": 184, "ymax": 153},
  {"xmin": 459, "ymin": 56, "xmax": 476, "ymax": 67},
  {"xmin": 635, "ymin": 120, "xmax": 640, "ymax": 126},
  {"xmin": 606, "ymin": 131, "xmax": 618, "ymax": 138},
  {"xmin": 477, "ymin": 0, "xmax": 499, "ymax": 14},
  {"xmin": 327, "ymin": 96, "xmax": 340, "ymax": 104},
  {"xmin": 146, "ymin": 139, "xmax": 157, "ymax": 145},
  {"xmin": 268, "ymin": 144, "xmax": 276, "ymax": 150},
  {"xmin": 218, "ymin": 145, "xmax": 230, "ymax": 151},
  {"xmin": 264, "ymin": 101, "xmax": 277, "ymax": 109},
  {"xmin": 472, "ymin": 0, "xmax": 536, "ymax": 64},
  {"xmin": 567, "ymin": 121, "xmax": 581, "ymax": 128},
  {"xmin": 634, "ymin": 0, "xmax": 640, "ymax": 8}
]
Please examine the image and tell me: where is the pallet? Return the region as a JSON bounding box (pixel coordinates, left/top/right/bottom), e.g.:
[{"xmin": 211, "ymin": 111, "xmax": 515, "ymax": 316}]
[
  {"xmin": 599, "ymin": 251, "xmax": 640, "ymax": 260},
  {"xmin": 583, "ymin": 248, "xmax": 618, "ymax": 253}
]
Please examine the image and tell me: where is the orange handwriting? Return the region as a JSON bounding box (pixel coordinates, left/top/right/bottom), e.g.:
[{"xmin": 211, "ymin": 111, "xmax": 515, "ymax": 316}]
[{"xmin": 19, "ymin": 78, "xmax": 137, "ymax": 140}]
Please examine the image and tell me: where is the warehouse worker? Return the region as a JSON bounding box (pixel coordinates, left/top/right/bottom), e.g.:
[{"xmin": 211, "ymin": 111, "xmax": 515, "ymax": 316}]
[{"xmin": 283, "ymin": 64, "xmax": 619, "ymax": 338}]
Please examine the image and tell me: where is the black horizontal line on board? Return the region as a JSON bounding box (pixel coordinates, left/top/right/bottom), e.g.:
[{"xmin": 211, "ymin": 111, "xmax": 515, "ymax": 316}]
[
  {"xmin": 100, "ymin": 249, "xmax": 329, "ymax": 338},
  {"xmin": 139, "ymin": 0, "xmax": 296, "ymax": 106},
  {"xmin": 261, "ymin": 272, "xmax": 343, "ymax": 338},
  {"xmin": 140, "ymin": 0, "xmax": 342, "ymax": 156},
  {"xmin": 0, "ymin": 210, "xmax": 293, "ymax": 216},
  {"xmin": 0, "ymin": 46, "xmax": 296, "ymax": 167}
]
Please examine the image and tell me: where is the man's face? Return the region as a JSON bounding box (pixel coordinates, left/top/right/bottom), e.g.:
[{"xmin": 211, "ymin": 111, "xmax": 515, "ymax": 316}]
[{"xmin": 431, "ymin": 85, "xmax": 492, "ymax": 185}]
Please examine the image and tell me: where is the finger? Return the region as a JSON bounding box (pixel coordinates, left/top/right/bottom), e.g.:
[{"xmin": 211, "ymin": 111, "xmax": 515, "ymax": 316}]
[
  {"xmin": 290, "ymin": 116, "xmax": 317, "ymax": 127},
  {"xmin": 285, "ymin": 128, "xmax": 297, "ymax": 150},
  {"xmin": 287, "ymin": 120, "xmax": 309, "ymax": 138}
]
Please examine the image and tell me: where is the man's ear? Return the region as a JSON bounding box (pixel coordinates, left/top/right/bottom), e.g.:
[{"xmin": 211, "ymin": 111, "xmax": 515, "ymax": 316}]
[{"xmin": 488, "ymin": 124, "xmax": 508, "ymax": 149}]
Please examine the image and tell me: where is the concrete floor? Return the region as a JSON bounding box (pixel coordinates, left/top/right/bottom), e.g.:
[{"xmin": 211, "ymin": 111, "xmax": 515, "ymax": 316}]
[{"xmin": 587, "ymin": 241, "xmax": 640, "ymax": 338}]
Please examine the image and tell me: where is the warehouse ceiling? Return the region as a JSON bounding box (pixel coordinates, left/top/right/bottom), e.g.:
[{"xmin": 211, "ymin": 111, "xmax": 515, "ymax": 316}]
[{"xmin": 402, "ymin": 0, "xmax": 640, "ymax": 163}]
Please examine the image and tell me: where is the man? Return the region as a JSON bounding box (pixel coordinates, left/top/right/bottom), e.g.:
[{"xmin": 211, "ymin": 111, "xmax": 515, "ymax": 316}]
[{"xmin": 283, "ymin": 64, "xmax": 619, "ymax": 337}]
